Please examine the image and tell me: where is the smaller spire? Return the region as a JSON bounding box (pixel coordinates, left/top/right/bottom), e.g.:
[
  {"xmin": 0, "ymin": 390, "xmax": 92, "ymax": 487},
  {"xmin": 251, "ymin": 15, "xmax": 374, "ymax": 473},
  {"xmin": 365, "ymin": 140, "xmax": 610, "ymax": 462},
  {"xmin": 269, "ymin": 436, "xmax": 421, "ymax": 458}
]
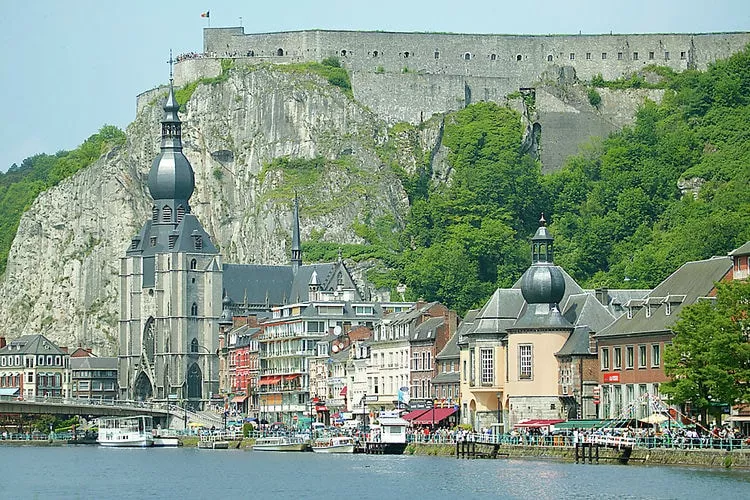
[{"xmin": 539, "ymin": 213, "xmax": 546, "ymax": 226}]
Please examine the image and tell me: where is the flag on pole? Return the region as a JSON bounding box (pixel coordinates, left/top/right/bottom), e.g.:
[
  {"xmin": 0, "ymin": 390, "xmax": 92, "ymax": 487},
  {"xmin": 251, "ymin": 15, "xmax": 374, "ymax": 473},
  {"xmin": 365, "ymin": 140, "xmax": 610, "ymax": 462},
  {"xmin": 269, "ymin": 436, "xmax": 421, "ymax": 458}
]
[{"xmin": 201, "ymin": 11, "xmax": 210, "ymax": 18}]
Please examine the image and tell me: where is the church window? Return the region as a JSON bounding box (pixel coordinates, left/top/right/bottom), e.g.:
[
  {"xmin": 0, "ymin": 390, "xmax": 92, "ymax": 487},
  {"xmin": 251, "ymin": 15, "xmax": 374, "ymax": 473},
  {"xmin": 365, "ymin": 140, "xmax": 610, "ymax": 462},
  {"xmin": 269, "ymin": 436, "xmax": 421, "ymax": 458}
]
[
  {"xmin": 191, "ymin": 338, "xmax": 199, "ymax": 353},
  {"xmin": 152, "ymin": 206, "xmax": 159, "ymax": 222},
  {"xmin": 143, "ymin": 318, "xmax": 155, "ymax": 364},
  {"xmin": 176, "ymin": 205, "xmax": 185, "ymax": 223},
  {"xmin": 162, "ymin": 205, "xmax": 172, "ymax": 222},
  {"xmin": 519, "ymin": 344, "xmax": 532, "ymax": 379},
  {"xmin": 464, "ymin": 52, "xmax": 471, "ymax": 61},
  {"xmin": 516, "ymin": 54, "xmax": 522, "ymax": 61},
  {"xmin": 190, "ymin": 259, "xmax": 197, "ymax": 270},
  {"xmin": 276, "ymin": 48, "xmax": 284, "ymax": 56},
  {"xmin": 547, "ymin": 54, "xmax": 553, "ymax": 62},
  {"xmin": 191, "ymin": 303, "xmax": 198, "ymax": 316}
]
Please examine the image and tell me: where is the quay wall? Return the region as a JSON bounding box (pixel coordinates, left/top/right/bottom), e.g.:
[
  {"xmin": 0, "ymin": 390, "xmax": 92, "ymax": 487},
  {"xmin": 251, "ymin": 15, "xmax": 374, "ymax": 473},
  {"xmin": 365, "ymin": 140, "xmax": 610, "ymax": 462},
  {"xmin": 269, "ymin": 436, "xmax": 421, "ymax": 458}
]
[{"xmin": 407, "ymin": 443, "xmax": 750, "ymax": 468}]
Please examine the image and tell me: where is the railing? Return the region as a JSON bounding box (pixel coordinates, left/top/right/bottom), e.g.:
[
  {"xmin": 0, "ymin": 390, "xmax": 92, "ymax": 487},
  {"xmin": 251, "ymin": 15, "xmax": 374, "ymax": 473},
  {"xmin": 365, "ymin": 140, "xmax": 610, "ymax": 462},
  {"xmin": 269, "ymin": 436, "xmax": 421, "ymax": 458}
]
[{"xmin": 0, "ymin": 395, "xmax": 173, "ymax": 412}]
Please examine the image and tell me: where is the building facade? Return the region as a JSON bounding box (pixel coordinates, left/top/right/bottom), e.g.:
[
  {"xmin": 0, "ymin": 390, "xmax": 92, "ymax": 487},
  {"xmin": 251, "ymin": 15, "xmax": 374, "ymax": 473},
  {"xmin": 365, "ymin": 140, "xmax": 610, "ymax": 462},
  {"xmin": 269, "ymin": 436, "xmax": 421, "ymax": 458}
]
[{"xmin": 0, "ymin": 335, "xmax": 71, "ymax": 399}]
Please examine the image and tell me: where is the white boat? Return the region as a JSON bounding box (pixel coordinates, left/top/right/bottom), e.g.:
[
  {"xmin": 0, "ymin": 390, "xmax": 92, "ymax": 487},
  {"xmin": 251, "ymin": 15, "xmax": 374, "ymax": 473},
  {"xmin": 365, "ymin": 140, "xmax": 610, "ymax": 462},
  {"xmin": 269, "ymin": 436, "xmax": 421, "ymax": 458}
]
[
  {"xmin": 252, "ymin": 435, "xmax": 309, "ymax": 452},
  {"xmin": 311, "ymin": 436, "xmax": 355, "ymax": 454},
  {"xmin": 97, "ymin": 415, "xmax": 154, "ymax": 447}
]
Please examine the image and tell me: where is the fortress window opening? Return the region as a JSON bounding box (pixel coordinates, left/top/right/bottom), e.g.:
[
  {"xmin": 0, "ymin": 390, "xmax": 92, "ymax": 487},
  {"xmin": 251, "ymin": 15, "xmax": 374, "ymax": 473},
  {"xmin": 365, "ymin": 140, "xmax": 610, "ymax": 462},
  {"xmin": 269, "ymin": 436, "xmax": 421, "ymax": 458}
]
[
  {"xmin": 586, "ymin": 52, "xmax": 591, "ymax": 60},
  {"xmin": 276, "ymin": 48, "xmax": 284, "ymax": 56},
  {"xmin": 547, "ymin": 54, "xmax": 553, "ymax": 61},
  {"xmin": 434, "ymin": 51, "xmax": 439, "ymax": 59},
  {"xmin": 602, "ymin": 52, "xmax": 607, "ymax": 59},
  {"xmin": 633, "ymin": 52, "xmax": 639, "ymax": 60},
  {"xmin": 665, "ymin": 51, "xmax": 670, "ymax": 60},
  {"xmin": 404, "ymin": 51, "xmax": 410, "ymax": 58},
  {"xmin": 516, "ymin": 54, "xmax": 522, "ymax": 61},
  {"xmin": 372, "ymin": 50, "xmax": 378, "ymax": 57},
  {"xmin": 618, "ymin": 52, "xmax": 623, "ymax": 60},
  {"xmin": 569, "ymin": 53, "xmax": 575, "ymax": 60},
  {"xmin": 681, "ymin": 51, "xmax": 686, "ymax": 59},
  {"xmin": 490, "ymin": 53, "xmax": 497, "ymax": 61},
  {"xmin": 464, "ymin": 52, "xmax": 471, "ymax": 61},
  {"xmin": 649, "ymin": 51, "xmax": 655, "ymax": 59},
  {"xmin": 341, "ymin": 50, "xmax": 347, "ymax": 56}
]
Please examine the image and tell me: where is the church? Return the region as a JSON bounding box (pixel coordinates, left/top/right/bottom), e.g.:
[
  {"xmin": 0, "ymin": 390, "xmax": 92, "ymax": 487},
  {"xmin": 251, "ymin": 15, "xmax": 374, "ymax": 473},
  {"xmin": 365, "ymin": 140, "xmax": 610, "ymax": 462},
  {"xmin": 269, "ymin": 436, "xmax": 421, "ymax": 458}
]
[{"xmin": 118, "ymin": 76, "xmax": 360, "ymax": 408}]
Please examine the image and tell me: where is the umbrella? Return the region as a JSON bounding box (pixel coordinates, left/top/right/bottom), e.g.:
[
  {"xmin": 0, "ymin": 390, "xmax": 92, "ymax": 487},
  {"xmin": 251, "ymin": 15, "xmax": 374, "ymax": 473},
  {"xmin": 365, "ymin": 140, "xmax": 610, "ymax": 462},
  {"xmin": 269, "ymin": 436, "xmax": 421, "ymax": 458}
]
[{"xmin": 639, "ymin": 414, "xmax": 668, "ymax": 425}]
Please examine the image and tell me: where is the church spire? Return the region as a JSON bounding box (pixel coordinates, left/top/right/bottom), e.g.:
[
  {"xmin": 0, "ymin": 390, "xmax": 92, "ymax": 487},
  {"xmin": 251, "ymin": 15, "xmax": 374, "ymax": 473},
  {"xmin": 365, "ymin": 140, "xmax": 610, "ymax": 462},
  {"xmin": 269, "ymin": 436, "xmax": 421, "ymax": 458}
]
[
  {"xmin": 146, "ymin": 50, "xmax": 195, "ymax": 227},
  {"xmin": 291, "ymin": 193, "xmax": 302, "ymax": 272}
]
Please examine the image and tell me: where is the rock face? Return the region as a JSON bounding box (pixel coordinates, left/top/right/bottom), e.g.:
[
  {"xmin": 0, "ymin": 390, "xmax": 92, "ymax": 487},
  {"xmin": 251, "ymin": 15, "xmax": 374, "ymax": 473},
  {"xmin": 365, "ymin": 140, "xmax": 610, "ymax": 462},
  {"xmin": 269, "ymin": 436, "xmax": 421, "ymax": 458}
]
[
  {"xmin": 0, "ymin": 68, "xmax": 415, "ymax": 355},
  {"xmin": 0, "ymin": 63, "xmax": 658, "ymax": 355}
]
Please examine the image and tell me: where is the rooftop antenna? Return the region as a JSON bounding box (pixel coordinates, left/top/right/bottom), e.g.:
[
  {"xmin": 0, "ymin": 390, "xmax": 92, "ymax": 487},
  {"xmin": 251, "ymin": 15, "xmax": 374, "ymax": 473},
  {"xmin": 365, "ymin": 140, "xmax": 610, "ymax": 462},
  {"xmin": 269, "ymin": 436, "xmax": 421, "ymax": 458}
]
[{"xmin": 167, "ymin": 49, "xmax": 174, "ymax": 83}]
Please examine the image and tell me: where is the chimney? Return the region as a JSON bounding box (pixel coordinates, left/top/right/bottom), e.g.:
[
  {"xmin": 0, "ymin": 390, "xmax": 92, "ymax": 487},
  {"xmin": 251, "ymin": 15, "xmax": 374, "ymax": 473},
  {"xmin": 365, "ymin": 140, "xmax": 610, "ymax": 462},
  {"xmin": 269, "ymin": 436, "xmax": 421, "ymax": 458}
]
[
  {"xmin": 0, "ymin": 336, "xmax": 6, "ymax": 349},
  {"xmin": 595, "ymin": 288, "xmax": 609, "ymax": 306}
]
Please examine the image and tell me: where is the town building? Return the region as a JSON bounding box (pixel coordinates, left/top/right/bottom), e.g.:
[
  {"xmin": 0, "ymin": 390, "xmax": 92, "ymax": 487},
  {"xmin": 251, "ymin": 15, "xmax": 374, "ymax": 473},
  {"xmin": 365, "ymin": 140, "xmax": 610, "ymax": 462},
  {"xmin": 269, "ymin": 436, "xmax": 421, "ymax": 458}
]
[
  {"xmin": 431, "ymin": 328, "xmax": 462, "ymax": 408},
  {"xmin": 0, "ymin": 335, "xmax": 71, "ymax": 399},
  {"xmin": 70, "ymin": 355, "xmax": 119, "ymax": 402},
  {"xmin": 595, "ymin": 255, "xmax": 734, "ymax": 420}
]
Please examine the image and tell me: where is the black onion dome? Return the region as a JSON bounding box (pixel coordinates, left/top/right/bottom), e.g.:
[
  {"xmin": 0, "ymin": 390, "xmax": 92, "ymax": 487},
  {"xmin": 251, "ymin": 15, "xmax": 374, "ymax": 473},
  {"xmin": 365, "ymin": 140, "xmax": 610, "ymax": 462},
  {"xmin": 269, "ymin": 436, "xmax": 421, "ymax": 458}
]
[
  {"xmin": 219, "ymin": 295, "xmax": 234, "ymax": 326},
  {"xmin": 520, "ymin": 263, "xmax": 566, "ymax": 305},
  {"xmin": 147, "ymin": 85, "xmax": 195, "ymax": 202}
]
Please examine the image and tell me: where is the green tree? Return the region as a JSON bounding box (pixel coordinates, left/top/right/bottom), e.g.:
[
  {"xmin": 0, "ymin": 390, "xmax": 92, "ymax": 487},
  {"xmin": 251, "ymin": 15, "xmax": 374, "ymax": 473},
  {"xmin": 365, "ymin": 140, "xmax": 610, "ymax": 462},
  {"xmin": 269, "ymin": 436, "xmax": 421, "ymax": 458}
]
[{"xmin": 662, "ymin": 280, "xmax": 750, "ymax": 427}]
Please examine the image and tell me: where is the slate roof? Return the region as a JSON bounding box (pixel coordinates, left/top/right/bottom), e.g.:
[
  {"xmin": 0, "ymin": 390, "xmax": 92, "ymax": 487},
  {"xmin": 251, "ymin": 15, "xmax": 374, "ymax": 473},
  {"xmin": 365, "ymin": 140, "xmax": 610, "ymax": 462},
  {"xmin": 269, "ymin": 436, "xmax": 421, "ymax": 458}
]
[
  {"xmin": 729, "ymin": 241, "xmax": 750, "ymax": 256},
  {"xmin": 0, "ymin": 334, "xmax": 67, "ymax": 356},
  {"xmin": 431, "ymin": 371, "xmax": 459, "ymax": 384},
  {"xmin": 410, "ymin": 316, "xmax": 445, "ymax": 343},
  {"xmin": 436, "ymin": 331, "xmax": 460, "ymax": 360},
  {"xmin": 556, "ymin": 325, "xmax": 593, "ymax": 357},
  {"xmin": 561, "ymin": 293, "xmax": 616, "ymax": 333},
  {"xmin": 71, "ymin": 356, "xmax": 118, "ymax": 370},
  {"xmin": 596, "ymin": 256, "xmax": 732, "ymax": 338},
  {"xmin": 469, "ymin": 289, "xmax": 524, "ymax": 336}
]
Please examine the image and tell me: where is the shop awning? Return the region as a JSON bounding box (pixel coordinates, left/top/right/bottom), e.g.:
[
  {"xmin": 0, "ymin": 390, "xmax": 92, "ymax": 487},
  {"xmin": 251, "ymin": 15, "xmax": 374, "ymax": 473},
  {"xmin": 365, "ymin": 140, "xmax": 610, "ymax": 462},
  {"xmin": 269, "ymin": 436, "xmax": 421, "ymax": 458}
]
[
  {"xmin": 231, "ymin": 395, "xmax": 248, "ymax": 403},
  {"xmin": 402, "ymin": 409, "xmax": 430, "ymax": 421},
  {"xmin": 412, "ymin": 407, "xmax": 457, "ymax": 425},
  {"xmin": 258, "ymin": 376, "xmax": 282, "ymax": 386},
  {"xmin": 552, "ymin": 419, "xmax": 611, "ymax": 430},
  {"xmin": 514, "ymin": 419, "xmax": 564, "ymax": 428},
  {"xmin": 284, "ymin": 374, "xmax": 300, "ymax": 382}
]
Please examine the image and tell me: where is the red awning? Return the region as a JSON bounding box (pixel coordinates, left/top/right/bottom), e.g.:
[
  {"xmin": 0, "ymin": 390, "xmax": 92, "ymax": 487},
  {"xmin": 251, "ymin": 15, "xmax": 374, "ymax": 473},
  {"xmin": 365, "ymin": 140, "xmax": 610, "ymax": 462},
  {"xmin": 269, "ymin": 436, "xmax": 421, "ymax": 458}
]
[
  {"xmin": 412, "ymin": 407, "xmax": 458, "ymax": 425},
  {"xmin": 339, "ymin": 386, "xmax": 348, "ymax": 396},
  {"xmin": 513, "ymin": 419, "xmax": 564, "ymax": 428},
  {"xmin": 231, "ymin": 395, "xmax": 248, "ymax": 403},
  {"xmin": 258, "ymin": 376, "xmax": 282, "ymax": 386},
  {"xmin": 284, "ymin": 374, "xmax": 300, "ymax": 382},
  {"xmin": 402, "ymin": 409, "xmax": 431, "ymax": 421}
]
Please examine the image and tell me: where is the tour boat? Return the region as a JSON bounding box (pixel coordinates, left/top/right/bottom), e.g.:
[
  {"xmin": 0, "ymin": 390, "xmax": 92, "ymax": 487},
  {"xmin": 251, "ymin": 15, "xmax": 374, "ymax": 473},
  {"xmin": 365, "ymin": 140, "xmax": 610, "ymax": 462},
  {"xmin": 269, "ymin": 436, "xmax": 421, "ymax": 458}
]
[
  {"xmin": 311, "ymin": 436, "xmax": 355, "ymax": 454},
  {"xmin": 97, "ymin": 415, "xmax": 154, "ymax": 447},
  {"xmin": 252, "ymin": 435, "xmax": 309, "ymax": 452}
]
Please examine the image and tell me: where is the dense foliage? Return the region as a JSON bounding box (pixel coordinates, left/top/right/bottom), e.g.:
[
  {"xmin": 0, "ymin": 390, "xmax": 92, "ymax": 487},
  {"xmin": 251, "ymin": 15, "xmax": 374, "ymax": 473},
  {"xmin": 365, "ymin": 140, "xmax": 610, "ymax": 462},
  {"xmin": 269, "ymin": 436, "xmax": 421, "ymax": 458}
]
[
  {"xmin": 662, "ymin": 281, "xmax": 750, "ymax": 426},
  {"xmin": 0, "ymin": 126, "xmax": 126, "ymax": 274}
]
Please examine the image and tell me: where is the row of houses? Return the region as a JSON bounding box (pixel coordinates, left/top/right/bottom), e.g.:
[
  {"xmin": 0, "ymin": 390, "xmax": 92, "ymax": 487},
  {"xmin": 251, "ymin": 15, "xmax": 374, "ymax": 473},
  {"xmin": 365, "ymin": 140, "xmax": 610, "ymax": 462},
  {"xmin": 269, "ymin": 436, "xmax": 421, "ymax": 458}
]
[
  {"xmin": 0, "ymin": 338, "xmax": 118, "ymax": 402},
  {"xmin": 215, "ymin": 219, "xmax": 750, "ymax": 432}
]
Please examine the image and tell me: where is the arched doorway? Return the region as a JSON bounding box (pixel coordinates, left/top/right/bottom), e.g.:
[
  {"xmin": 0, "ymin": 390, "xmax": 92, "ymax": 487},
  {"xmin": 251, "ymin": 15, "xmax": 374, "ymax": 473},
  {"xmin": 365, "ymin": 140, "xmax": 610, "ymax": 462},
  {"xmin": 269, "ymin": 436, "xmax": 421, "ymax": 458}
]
[
  {"xmin": 187, "ymin": 363, "xmax": 202, "ymax": 400},
  {"xmin": 133, "ymin": 371, "xmax": 153, "ymax": 401}
]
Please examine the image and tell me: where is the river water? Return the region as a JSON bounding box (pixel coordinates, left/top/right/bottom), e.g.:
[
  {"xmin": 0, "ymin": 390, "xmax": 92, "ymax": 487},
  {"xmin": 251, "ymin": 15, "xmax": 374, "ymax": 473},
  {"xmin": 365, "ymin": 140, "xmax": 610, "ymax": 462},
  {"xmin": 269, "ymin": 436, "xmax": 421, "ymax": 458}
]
[{"xmin": 2, "ymin": 446, "xmax": 749, "ymax": 499}]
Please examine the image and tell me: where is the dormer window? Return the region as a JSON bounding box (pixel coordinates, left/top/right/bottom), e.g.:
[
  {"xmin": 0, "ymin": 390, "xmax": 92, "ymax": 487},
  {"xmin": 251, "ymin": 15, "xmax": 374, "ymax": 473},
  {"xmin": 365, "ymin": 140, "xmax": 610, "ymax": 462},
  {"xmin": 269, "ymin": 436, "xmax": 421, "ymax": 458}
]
[
  {"xmin": 150, "ymin": 236, "xmax": 157, "ymax": 247},
  {"xmin": 627, "ymin": 308, "xmax": 633, "ymax": 319},
  {"xmin": 168, "ymin": 234, "xmax": 177, "ymax": 249},
  {"xmin": 176, "ymin": 205, "xmax": 186, "ymax": 223},
  {"xmin": 194, "ymin": 235, "xmax": 203, "ymax": 250},
  {"xmin": 162, "ymin": 205, "xmax": 172, "ymax": 223},
  {"xmin": 645, "ymin": 305, "xmax": 651, "ymax": 318},
  {"xmin": 131, "ymin": 238, "xmax": 140, "ymax": 250},
  {"xmin": 152, "ymin": 206, "xmax": 159, "ymax": 222},
  {"xmin": 665, "ymin": 302, "xmax": 671, "ymax": 316}
]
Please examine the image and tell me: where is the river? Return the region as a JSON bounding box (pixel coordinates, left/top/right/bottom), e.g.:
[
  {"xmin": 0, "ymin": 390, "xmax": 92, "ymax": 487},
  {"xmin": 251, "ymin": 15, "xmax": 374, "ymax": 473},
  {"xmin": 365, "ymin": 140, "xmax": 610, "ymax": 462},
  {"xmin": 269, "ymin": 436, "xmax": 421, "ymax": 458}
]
[{"xmin": 2, "ymin": 446, "xmax": 749, "ymax": 499}]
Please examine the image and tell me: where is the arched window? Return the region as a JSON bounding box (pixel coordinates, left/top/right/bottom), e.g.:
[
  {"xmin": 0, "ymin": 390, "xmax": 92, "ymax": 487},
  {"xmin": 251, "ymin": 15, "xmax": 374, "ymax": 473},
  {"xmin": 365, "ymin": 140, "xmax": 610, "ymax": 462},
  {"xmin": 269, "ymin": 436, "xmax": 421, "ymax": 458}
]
[
  {"xmin": 187, "ymin": 363, "xmax": 202, "ymax": 399},
  {"xmin": 190, "ymin": 259, "xmax": 197, "ymax": 270},
  {"xmin": 276, "ymin": 48, "xmax": 284, "ymax": 56},
  {"xmin": 464, "ymin": 52, "xmax": 471, "ymax": 61},
  {"xmin": 191, "ymin": 302, "xmax": 198, "ymax": 316},
  {"xmin": 547, "ymin": 54, "xmax": 553, "ymax": 62},
  {"xmin": 143, "ymin": 317, "xmax": 156, "ymax": 364},
  {"xmin": 191, "ymin": 338, "xmax": 199, "ymax": 353},
  {"xmin": 162, "ymin": 205, "xmax": 172, "ymax": 222},
  {"xmin": 490, "ymin": 54, "xmax": 497, "ymax": 61}
]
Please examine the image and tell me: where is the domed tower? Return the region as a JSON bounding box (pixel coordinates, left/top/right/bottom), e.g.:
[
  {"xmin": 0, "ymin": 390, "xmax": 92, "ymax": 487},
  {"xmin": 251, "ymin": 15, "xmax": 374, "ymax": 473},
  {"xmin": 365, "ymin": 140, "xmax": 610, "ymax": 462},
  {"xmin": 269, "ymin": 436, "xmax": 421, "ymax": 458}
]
[
  {"xmin": 514, "ymin": 215, "xmax": 572, "ymax": 328},
  {"xmin": 119, "ymin": 58, "xmax": 221, "ymax": 409}
]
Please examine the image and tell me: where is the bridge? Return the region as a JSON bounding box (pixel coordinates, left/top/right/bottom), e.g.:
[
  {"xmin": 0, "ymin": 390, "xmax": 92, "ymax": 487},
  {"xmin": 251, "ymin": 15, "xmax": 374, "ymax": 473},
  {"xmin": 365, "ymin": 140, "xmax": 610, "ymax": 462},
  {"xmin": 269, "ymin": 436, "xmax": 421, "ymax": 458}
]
[{"xmin": 0, "ymin": 396, "xmax": 224, "ymax": 429}]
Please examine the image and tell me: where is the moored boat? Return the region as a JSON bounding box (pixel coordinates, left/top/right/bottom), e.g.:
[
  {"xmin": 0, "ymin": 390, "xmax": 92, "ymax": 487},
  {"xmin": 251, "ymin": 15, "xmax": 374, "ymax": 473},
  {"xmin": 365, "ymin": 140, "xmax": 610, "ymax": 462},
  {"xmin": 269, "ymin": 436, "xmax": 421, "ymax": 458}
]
[
  {"xmin": 311, "ymin": 436, "xmax": 355, "ymax": 454},
  {"xmin": 253, "ymin": 435, "xmax": 309, "ymax": 452},
  {"xmin": 97, "ymin": 415, "xmax": 154, "ymax": 447}
]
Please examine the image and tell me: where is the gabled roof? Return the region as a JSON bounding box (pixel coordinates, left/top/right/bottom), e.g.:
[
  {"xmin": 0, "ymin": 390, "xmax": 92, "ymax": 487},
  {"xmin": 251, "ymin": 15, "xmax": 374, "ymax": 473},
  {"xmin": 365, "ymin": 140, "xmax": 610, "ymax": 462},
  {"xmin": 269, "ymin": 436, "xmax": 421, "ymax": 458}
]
[
  {"xmin": 469, "ymin": 289, "xmax": 524, "ymax": 336},
  {"xmin": 71, "ymin": 357, "xmax": 118, "ymax": 370},
  {"xmin": 0, "ymin": 334, "xmax": 67, "ymax": 357},
  {"xmin": 556, "ymin": 325, "xmax": 593, "ymax": 357},
  {"xmin": 729, "ymin": 241, "xmax": 750, "ymax": 256},
  {"xmin": 411, "ymin": 316, "xmax": 444, "ymax": 342},
  {"xmin": 436, "ymin": 331, "xmax": 460, "ymax": 360},
  {"xmin": 596, "ymin": 256, "xmax": 732, "ymax": 338},
  {"xmin": 561, "ymin": 293, "xmax": 616, "ymax": 332},
  {"xmin": 431, "ymin": 371, "xmax": 459, "ymax": 384}
]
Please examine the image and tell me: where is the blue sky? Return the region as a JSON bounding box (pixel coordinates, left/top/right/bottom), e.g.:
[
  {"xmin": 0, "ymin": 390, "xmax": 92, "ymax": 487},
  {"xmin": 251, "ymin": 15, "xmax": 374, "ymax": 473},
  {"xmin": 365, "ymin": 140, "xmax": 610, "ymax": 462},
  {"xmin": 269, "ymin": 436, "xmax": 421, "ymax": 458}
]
[{"xmin": 1, "ymin": 0, "xmax": 748, "ymax": 171}]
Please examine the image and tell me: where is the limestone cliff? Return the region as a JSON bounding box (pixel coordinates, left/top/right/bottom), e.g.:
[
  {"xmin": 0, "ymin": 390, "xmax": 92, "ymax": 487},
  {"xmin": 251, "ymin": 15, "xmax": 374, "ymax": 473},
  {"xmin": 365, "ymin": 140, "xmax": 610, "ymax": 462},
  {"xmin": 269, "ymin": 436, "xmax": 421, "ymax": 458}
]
[{"xmin": 0, "ymin": 68, "xmax": 417, "ymax": 355}]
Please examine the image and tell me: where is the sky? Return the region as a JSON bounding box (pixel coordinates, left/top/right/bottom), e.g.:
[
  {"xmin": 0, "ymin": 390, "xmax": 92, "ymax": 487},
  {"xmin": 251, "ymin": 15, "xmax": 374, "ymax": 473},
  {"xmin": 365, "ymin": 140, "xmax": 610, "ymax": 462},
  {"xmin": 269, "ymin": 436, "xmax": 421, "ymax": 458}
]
[{"xmin": 1, "ymin": 0, "xmax": 749, "ymax": 172}]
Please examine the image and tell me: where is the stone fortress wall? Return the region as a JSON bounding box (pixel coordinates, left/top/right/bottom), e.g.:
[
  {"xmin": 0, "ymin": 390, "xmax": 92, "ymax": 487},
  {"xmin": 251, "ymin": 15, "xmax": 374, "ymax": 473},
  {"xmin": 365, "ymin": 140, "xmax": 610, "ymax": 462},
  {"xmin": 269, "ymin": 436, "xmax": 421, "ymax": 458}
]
[{"xmin": 167, "ymin": 28, "xmax": 750, "ymax": 170}]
